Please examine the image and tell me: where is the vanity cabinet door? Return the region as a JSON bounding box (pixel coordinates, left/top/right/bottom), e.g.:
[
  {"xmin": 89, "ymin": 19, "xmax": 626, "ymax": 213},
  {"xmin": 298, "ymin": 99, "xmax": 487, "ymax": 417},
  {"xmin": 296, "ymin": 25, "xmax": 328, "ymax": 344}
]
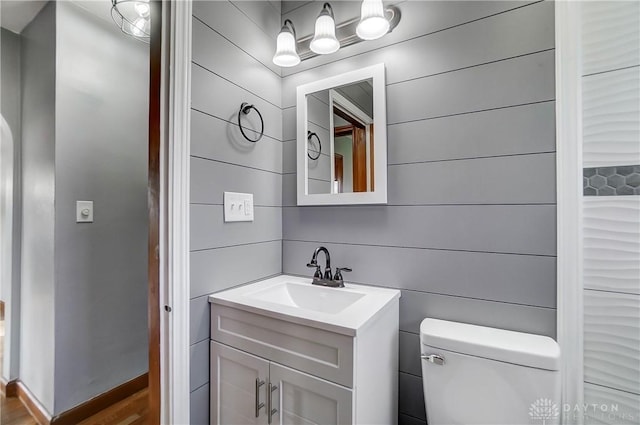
[
  {"xmin": 269, "ymin": 362, "xmax": 353, "ymax": 425},
  {"xmin": 211, "ymin": 342, "xmax": 269, "ymax": 425}
]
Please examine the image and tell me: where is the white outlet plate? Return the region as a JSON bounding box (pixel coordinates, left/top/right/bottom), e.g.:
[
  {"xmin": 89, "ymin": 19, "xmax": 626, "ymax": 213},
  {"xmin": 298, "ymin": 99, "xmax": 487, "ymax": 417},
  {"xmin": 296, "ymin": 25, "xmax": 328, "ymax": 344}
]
[
  {"xmin": 224, "ymin": 192, "xmax": 254, "ymax": 222},
  {"xmin": 76, "ymin": 200, "xmax": 94, "ymax": 223}
]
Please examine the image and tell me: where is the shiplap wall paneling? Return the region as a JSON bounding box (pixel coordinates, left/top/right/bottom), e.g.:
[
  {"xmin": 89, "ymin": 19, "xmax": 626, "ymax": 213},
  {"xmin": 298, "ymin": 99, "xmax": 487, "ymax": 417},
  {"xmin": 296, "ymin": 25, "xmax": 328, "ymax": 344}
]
[
  {"xmin": 388, "ymin": 102, "xmax": 556, "ymax": 164},
  {"xmin": 281, "ymin": 1, "xmax": 556, "ymax": 423},
  {"xmin": 283, "ymin": 240, "xmax": 556, "ymax": 308},
  {"xmin": 282, "ymin": 205, "xmax": 557, "ymax": 256},
  {"xmin": 281, "ymin": 0, "xmax": 548, "ymax": 78},
  {"xmin": 280, "ymin": 1, "xmax": 555, "ymax": 107},
  {"xmin": 189, "ymin": 1, "xmax": 283, "ymax": 422}
]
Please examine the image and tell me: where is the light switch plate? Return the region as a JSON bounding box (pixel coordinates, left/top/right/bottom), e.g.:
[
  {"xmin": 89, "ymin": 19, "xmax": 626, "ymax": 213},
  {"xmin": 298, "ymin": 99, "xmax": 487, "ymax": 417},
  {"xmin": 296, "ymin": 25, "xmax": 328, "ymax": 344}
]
[
  {"xmin": 76, "ymin": 200, "xmax": 94, "ymax": 223},
  {"xmin": 224, "ymin": 192, "xmax": 254, "ymax": 222}
]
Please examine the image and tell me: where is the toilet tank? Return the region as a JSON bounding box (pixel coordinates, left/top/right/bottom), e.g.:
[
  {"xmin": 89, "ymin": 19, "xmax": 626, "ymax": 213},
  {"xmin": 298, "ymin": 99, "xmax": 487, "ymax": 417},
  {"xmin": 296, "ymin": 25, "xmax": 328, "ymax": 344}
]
[{"xmin": 420, "ymin": 319, "xmax": 561, "ymax": 425}]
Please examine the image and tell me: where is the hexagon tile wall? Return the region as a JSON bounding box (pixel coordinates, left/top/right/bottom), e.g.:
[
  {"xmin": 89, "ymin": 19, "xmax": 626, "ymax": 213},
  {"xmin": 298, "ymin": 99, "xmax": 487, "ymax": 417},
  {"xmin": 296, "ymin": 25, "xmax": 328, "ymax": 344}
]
[{"xmin": 583, "ymin": 165, "xmax": 640, "ymax": 196}]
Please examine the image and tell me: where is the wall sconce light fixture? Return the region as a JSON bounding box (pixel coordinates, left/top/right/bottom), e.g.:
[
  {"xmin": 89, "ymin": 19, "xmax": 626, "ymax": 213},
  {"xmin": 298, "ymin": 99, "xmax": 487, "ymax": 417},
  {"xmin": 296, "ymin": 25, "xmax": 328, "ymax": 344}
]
[
  {"xmin": 111, "ymin": 0, "xmax": 151, "ymax": 42},
  {"xmin": 356, "ymin": 0, "xmax": 390, "ymax": 40},
  {"xmin": 273, "ymin": 20, "xmax": 301, "ymax": 67},
  {"xmin": 310, "ymin": 3, "xmax": 340, "ymax": 55},
  {"xmin": 273, "ymin": 0, "xmax": 401, "ymax": 67}
]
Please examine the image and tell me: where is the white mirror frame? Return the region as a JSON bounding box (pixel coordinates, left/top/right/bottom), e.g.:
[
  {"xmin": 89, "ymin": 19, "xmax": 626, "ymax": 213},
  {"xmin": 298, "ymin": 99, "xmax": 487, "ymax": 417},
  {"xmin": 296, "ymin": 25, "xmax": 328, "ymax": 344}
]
[{"xmin": 296, "ymin": 63, "xmax": 387, "ymax": 205}]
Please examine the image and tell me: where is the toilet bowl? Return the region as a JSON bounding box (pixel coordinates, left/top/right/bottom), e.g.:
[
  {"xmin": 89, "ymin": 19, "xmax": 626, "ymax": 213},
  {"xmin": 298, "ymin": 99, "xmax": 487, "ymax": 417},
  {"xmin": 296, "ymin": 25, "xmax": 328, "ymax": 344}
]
[{"xmin": 420, "ymin": 318, "xmax": 561, "ymax": 425}]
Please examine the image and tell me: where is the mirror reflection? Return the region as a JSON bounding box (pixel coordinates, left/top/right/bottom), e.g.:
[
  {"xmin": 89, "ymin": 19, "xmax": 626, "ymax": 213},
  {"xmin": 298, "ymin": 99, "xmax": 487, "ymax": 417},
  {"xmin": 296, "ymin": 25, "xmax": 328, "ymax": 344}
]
[{"xmin": 306, "ymin": 79, "xmax": 374, "ymax": 194}]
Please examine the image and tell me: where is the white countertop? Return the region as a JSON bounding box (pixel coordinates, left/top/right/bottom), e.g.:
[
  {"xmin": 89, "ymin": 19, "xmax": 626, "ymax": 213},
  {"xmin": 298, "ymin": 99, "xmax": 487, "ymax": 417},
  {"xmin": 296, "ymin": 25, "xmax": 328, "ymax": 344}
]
[{"xmin": 209, "ymin": 274, "xmax": 401, "ymax": 336}]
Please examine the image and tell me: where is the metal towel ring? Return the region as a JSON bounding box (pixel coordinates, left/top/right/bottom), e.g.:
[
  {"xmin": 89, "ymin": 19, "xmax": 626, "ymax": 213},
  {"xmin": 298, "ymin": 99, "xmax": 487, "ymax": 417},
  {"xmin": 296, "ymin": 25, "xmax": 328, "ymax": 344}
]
[
  {"xmin": 307, "ymin": 131, "xmax": 321, "ymax": 160},
  {"xmin": 237, "ymin": 102, "xmax": 264, "ymax": 143}
]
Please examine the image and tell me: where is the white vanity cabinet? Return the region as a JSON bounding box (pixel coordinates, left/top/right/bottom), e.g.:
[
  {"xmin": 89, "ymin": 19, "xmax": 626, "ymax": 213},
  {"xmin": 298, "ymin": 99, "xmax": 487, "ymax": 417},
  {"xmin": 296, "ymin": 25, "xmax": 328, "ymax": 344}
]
[
  {"xmin": 208, "ymin": 276, "xmax": 400, "ymax": 425},
  {"xmin": 211, "ymin": 342, "xmax": 353, "ymax": 425},
  {"xmin": 211, "ymin": 342, "xmax": 269, "ymax": 425}
]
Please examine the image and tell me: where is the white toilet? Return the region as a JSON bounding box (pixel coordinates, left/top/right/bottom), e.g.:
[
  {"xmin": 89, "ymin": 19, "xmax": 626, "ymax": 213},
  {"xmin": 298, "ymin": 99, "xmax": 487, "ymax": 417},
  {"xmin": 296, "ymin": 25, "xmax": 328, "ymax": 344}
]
[{"xmin": 420, "ymin": 318, "xmax": 561, "ymax": 425}]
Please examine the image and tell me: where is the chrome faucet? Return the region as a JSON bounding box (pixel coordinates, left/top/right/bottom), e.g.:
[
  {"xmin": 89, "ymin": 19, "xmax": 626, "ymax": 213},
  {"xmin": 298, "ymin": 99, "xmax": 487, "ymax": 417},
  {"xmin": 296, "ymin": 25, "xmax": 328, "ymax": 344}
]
[{"xmin": 306, "ymin": 246, "xmax": 351, "ymax": 288}]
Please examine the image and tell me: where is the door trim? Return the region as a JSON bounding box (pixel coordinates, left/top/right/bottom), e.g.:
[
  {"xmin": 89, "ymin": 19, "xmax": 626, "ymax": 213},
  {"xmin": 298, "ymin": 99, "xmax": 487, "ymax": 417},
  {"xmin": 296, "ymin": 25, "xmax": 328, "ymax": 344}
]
[
  {"xmin": 555, "ymin": 1, "xmax": 584, "ymax": 422},
  {"xmin": 148, "ymin": 1, "xmax": 163, "ymax": 423},
  {"xmin": 157, "ymin": 0, "xmax": 192, "ymax": 423}
]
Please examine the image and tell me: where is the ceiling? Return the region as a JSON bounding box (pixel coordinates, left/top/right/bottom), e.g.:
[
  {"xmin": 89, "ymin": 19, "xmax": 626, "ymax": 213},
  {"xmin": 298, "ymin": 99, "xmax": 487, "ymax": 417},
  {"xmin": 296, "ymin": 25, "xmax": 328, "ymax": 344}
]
[
  {"xmin": 0, "ymin": 0, "xmax": 47, "ymax": 34},
  {"xmin": 69, "ymin": 0, "xmax": 114, "ymax": 25},
  {"xmin": 1, "ymin": 0, "xmax": 114, "ymax": 34}
]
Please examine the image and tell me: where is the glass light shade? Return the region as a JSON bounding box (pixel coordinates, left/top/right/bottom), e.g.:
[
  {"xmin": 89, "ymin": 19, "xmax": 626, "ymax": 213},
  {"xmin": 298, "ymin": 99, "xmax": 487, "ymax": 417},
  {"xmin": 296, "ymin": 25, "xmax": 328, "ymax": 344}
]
[
  {"xmin": 131, "ymin": 17, "xmax": 147, "ymax": 37},
  {"xmin": 134, "ymin": 2, "xmax": 150, "ymax": 18},
  {"xmin": 273, "ymin": 29, "xmax": 300, "ymax": 67},
  {"xmin": 310, "ymin": 13, "xmax": 340, "ymax": 54},
  {"xmin": 111, "ymin": 0, "xmax": 150, "ymax": 41},
  {"xmin": 356, "ymin": 0, "xmax": 390, "ymax": 40}
]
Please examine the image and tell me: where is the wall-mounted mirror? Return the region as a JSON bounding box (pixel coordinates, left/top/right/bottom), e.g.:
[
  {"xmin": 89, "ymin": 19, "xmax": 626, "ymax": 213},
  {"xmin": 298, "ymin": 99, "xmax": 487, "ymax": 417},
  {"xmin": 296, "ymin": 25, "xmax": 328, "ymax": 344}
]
[{"xmin": 296, "ymin": 64, "xmax": 387, "ymax": 205}]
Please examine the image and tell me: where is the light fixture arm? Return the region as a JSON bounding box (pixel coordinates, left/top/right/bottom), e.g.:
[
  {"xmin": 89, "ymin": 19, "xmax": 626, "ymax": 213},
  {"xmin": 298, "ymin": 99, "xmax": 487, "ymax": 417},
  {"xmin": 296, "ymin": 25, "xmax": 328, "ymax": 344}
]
[
  {"xmin": 283, "ymin": 19, "xmax": 296, "ymax": 38},
  {"xmin": 321, "ymin": 3, "xmax": 335, "ymax": 19}
]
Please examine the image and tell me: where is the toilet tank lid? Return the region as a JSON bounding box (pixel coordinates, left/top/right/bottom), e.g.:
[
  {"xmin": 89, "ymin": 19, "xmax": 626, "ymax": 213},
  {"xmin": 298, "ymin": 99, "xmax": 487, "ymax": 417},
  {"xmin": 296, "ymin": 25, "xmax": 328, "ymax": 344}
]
[{"xmin": 420, "ymin": 319, "xmax": 560, "ymax": 371}]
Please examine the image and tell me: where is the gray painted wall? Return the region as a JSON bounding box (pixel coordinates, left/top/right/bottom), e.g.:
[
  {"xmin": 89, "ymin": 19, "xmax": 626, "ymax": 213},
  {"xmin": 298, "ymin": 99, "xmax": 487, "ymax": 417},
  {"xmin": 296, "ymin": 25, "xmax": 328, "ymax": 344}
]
[
  {"xmin": 19, "ymin": 1, "xmax": 56, "ymax": 412},
  {"xmin": 190, "ymin": 1, "xmax": 556, "ymax": 423},
  {"xmin": 189, "ymin": 1, "xmax": 283, "ymax": 422},
  {"xmin": 52, "ymin": 1, "xmax": 149, "ymax": 414},
  {"xmin": 9, "ymin": 0, "xmax": 148, "ymax": 415},
  {"xmin": 280, "ymin": 1, "xmax": 556, "ymax": 424},
  {"xmin": 1, "ymin": 27, "xmax": 22, "ymax": 382},
  {"xmin": 306, "ymin": 91, "xmax": 332, "ymax": 193}
]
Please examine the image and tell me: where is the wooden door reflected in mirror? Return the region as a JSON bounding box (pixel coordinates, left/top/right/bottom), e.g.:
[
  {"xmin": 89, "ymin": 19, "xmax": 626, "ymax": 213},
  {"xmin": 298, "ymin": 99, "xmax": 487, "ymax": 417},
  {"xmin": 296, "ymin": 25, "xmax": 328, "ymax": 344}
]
[{"xmin": 333, "ymin": 108, "xmax": 373, "ymax": 193}]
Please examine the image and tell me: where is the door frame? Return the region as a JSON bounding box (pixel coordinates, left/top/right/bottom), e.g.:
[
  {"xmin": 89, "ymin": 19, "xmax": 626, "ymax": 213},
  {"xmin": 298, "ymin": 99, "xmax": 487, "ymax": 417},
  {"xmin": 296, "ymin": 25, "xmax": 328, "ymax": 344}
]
[
  {"xmin": 555, "ymin": 1, "xmax": 584, "ymax": 422},
  {"xmin": 151, "ymin": 0, "xmax": 192, "ymax": 423},
  {"xmin": 155, "ymin": 2, "xmax": 589, "ymax": 423},
  {"xmin": 0, "ymin": 113, "xmax": 20, "ymax": 384}
]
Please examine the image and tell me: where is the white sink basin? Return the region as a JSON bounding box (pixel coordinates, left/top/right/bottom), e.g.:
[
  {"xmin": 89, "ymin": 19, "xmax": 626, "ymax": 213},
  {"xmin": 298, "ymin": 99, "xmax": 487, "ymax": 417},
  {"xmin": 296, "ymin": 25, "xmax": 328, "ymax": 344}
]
[
  {"xmin": 246, "ymin": 281, "xmax": 366, "ymax": 314},
  {"xmin": 209, "ymin": 275, "xmax": 400, "ymax": 335}
]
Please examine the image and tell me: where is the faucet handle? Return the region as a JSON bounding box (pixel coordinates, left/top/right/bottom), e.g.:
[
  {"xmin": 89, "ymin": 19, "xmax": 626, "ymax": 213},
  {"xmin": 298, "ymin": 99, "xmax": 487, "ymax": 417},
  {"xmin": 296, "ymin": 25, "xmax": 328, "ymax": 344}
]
[{"xmin": 334, "ymin": 267, "xmax": 352, "ymax": 281}]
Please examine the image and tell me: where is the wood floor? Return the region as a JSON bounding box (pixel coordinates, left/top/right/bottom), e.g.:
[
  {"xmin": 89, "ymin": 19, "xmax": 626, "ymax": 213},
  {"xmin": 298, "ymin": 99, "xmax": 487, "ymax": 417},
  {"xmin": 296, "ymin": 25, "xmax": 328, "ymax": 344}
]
[
  {"xmin": 0, "ymin": 309, "xmax": 4, "ymax": 378},
  {"xmin": 0, "ymin": 388, "xmax": 149, "ymax": 425},
  {"xmin": 76, "ymin": 388, "xmax": 149, "ymax": 425},
  {"xmin": 0, "ymin": 317, "xmax": 149, "ymax": 425},
  {"xmin": 1, "ymin": 393, "xmax": 38, "ymax": 424}
]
